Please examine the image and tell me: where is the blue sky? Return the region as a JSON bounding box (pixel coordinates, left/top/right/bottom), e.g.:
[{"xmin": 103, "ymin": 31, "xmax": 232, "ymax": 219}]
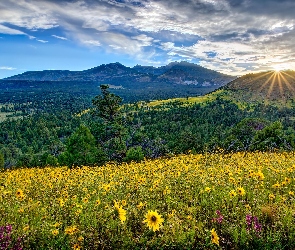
[{"xmin": 1, "ymin": 0, "xmax": 295, "ymax": 79}]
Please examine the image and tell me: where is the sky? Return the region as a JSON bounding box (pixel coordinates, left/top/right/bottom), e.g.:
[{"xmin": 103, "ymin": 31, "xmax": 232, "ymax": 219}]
[{"xmin": 0, "ymin": 0, "xmax": 295, "ymax": 79}]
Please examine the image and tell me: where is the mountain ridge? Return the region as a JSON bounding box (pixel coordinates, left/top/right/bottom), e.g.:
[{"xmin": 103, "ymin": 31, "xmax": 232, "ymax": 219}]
[{"xmin": 3, "ymin": 61, "xmax": 235, "ymax": 88}]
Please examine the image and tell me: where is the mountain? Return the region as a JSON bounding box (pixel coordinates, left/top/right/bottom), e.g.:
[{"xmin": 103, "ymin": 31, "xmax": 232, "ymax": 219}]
[
  {"xmin": 220, "ymin": 70, "xmax": 295, "ymax": 105},
  {"xmin": 3, "ymin": 62, "xmax": 235, "ymax": 88}
]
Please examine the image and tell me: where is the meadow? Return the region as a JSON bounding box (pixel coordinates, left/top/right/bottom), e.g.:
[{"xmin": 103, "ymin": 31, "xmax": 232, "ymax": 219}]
[{"xmin": 1, "ymin": 152, "xmax": 295, "ymax": 249}]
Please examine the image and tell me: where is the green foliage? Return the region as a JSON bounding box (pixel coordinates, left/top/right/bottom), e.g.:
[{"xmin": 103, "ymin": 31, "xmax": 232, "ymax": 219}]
[
  {"xmin": 92, "ymin": 85, "xmax": 122, "ymax": 122},
  {"xmin": 59, "ymin": 125, "xmax": 107, "ymax": 167},
  {"xmin": 225, "ymin": 118, "xmax": 269, "ymax": 151},
  {"xmin": 0, "ymin": 152, "xmax": 4, "ymax": 169},
  {"xmin": 91, "ymin": 85, "xmax": 129, "ymax": 162},
  {"xmin": 251, "ymin": 121, "xmax": 285, "ymax": 151},
  {"xmin": 124, "ymin": 146, "xmax": 144, "ymax": 162},
  {"xmin": 2, "ymin": 85, "xmax": 295, "ymax": 168}
]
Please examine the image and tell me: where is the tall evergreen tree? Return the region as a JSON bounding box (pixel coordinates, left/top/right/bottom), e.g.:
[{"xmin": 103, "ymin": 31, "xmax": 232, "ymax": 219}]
[
  {"xmin": 91, "ymin": 85, "xmax": 127, "ymax": 161},
  {"xmin": 92, "ymin": 84, "xmax": 122, "ymax": 122}
]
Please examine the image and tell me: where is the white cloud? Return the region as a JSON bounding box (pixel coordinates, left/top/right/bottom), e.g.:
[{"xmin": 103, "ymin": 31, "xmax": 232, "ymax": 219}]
[
  {"xmin": 83, "ymin": 40, "xmax": 101, "ymax": 46},
  {"xmin": 0, "ymin": 24, "xmax": 26, "ymax": 35},
  {"xmin": 0, "ymin": 66, "xmax": 16, "ymax": 70},
  {"xmin": 0, "ymin": 0, "xmax": 58, "ymax": 30},
  {"xmin": 37, "ymin": 39, "xmax": 48, "ymax": 43},
  {"xmin": 52, "ymin": 35, "xmax": 68, "ymax": 40},
  {"xmin": 132, "ymin": 34, "xmax": 154, "ymax": 46},
  {"xmin": 1, "ymin": 0, "xmax": 295, "ymax": 73}
]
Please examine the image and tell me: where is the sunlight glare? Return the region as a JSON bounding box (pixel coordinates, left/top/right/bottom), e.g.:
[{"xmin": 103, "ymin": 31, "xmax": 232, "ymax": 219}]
[{"xmin": 273, "ymin": 63, "xmax": 290, "ymax": 72}]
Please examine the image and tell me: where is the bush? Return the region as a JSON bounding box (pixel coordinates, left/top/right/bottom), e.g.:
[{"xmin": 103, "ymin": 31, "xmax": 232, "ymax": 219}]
[{"xmin": 124, "ymin": 146, "xmax": 144, "ymax": 162}]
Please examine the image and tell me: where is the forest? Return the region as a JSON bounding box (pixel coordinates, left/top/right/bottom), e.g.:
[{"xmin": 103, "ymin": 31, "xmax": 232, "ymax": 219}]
[{"xmin": 1, "ymin": 84, "xmax": 295, "ymax": 169}]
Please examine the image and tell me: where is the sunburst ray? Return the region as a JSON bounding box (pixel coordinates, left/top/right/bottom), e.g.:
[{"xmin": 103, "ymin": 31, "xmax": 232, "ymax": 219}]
[
  {"xmin": 280, "ymin": 72, "xmax": 295, "ymax": 99},
  {"xmin": 281, "ymin": 71, "xmax": 295, "ymax": 81},
  {"xmin": 267, "ymin": 72, "xmax": 278, "ymax": 99},
  {"xmin": 241, "ymin": 71, "xmax": 273, "ymax": 87},
  {"xmin": 257, "ymin": 72, "xmax": 276, "ymax": 94}
]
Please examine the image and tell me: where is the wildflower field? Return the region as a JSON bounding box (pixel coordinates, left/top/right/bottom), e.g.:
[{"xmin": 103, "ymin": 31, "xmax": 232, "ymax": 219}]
[{"xmin": 1, "ymin": 152, "xmax": 295, "ymax": 249}]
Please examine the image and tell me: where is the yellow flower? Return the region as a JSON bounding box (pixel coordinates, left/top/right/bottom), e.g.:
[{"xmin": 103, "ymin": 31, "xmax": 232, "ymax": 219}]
[
  {"xmin": 143, "ymin": 210, "xmax": 164, "ymax": 232},
  {"xmin": 51, "ymin": 229, "xmax": 59, "ymax": 236},
  {"xmin": 229, "ymin": 177, "xmax": 236, "ymax": 183},
  {"xmin": 163, "ymin": 186, "xmax": 171, "ymax": 195},
  {"xmin": 16, "ymin": 189, "xmax": 24, "ymax": 199},
  {"xmin": 114, "ymin": 200, "xmax": 126, "ymax": 223},
  {"xmin": 229, "ymin": 190, "xmax": 237, "ymax": 197},
  {"xmin": 137, "ymin": 202, "xmax": 144, "ymax": 209},
  {"xmin": 82, "ymin": 197, "xmax": 88, "ymax": 203},
  {"xmin": 65, "ymin": 225, "xmax": 78, "ymax": 235},
  {"xmin": 95, "ymin": 199, "xmax": 101, "ymax": 206},
  {"xmin": 211, "ymin": 228, "xmax": 219, "ymax": 246},
  {"xmin": 72, "ymin": 244, "xmax": 81, "ymax": 250},
  {"xmin": 114, "ymin": 200, "xmax": 120, "ymax": 209},
  {"xmin": 204, "ymin": 187, "xmax": 211, "ymax": 193},
  {"xmin": 121, "ymin": 200, "xmax": 127, "ymax": 206},
  {"xmin": 272, "ymin": 183, "xmax": 280, "ymax": 189},
  {"xmin": 269, "ymin": 193, "xmax": 275, "ymax": 200},
  {"xmin": 118, "ymin": 206, "xmax": 127, "ymax": 223},
  {"xmin": 78, "ymin": 236, "xmax": 84, "ymax": 242},
  {"xmin": 103, "ymin": 184, "xmax": 111, "ymax": 192},
  {"xmin": 237, "ymin": 187, "xmax": 246, "ymax": 196},
  {"xmin": 245, "ymin": 204, "xmax": 251, "ymax": 210},
  {"xmin": 289, "ymin": 191, "xmax": 294, "ymax": 196},
  {"xmin": 75, "ymin": 209, "xmax": 82, "ymax": 216},
  {"xmin": 256, "ymin": 171, "xmax": 265, "ymax": 181},
  {"xmin": 59, "ymin": 198, "xmax": 65, "ymax": 207},
  {"xmin": 53, "ymin": 222, "xmax": 61, "ymax": 228}
]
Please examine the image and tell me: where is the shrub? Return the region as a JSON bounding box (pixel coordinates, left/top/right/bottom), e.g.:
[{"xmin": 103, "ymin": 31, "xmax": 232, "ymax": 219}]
[{"xmin": 124, "ymin": 146, "xmax": 144, "ymax": 162}]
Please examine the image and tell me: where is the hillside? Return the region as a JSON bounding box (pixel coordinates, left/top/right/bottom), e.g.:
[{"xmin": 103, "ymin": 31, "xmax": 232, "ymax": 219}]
[
  {"xmin": 222, "ymin": 70, "xmax": 295, "ymax": 105},
  {"xmin": 145, "ymin": 70, "xmax": 295, "ymax": 108},
  {"xmin": 3, "ymin": 62, "xmax": 235, "ymax": 88}
]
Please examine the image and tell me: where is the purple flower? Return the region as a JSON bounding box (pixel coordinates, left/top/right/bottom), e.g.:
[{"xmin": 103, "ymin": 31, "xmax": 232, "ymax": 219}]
[
  {"xmin": 245, "ymin": 215, "xmax": 262, "ymax": 233},
  {"xmin": 213, "ymin": 210, "xmax": 224, "ymax": 224},
  {"xmin": 0, "ymin": 224, "xmax": 23, "ymax": 250},
  {"xmin": 253, "ymin": 216, "xmax": 262, "ymax": 232},
  {"xmin": 246, "ymin": 214, "xmax": 252, "ymax": 231}
]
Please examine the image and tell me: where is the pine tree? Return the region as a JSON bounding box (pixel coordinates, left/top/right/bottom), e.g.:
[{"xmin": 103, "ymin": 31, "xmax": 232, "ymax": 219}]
[{"xmin": 59, "ymin": 125, "xmax": 106, "ymax": 167}]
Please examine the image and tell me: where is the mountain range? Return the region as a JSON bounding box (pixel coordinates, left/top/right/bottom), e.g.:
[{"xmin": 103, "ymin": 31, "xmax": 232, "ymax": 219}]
[{"xmin": 3, "ymin": 62, "xmax": 235, "ymax": 89}]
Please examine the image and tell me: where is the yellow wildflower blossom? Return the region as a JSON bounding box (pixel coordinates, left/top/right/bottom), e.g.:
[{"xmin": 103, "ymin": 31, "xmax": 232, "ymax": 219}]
[
  {"xmin": 237, "ymin": 187, "xmax": 246, "ymax": 196},
  {"xmin": 143, "ymin": 210, "xmax": 164, "ymax": 232},
  {"xmin": 211, "ymin": 228, "xmax": 219, "ymax": 245},
  {"xmin": 51, "ymin": 229, "xmax": 59, "ymax": 236}
]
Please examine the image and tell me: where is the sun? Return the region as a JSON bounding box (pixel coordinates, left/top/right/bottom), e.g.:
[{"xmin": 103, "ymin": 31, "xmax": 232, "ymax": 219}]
[{"xmin": 272, "ymin": 63, "xmax": 290, "ymax": 72}]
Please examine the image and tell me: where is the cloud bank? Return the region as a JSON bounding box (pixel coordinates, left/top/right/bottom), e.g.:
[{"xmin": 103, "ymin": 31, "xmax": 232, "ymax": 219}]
[{"xmin": 0, "ymin": 0, "xmax": 294, "ymax": 75}]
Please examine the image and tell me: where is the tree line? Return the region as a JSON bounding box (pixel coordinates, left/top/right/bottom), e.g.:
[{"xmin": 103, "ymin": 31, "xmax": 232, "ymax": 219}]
[{"xmin": 1, "ymin": 85, "xmax": 295, "ymax": 169}]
